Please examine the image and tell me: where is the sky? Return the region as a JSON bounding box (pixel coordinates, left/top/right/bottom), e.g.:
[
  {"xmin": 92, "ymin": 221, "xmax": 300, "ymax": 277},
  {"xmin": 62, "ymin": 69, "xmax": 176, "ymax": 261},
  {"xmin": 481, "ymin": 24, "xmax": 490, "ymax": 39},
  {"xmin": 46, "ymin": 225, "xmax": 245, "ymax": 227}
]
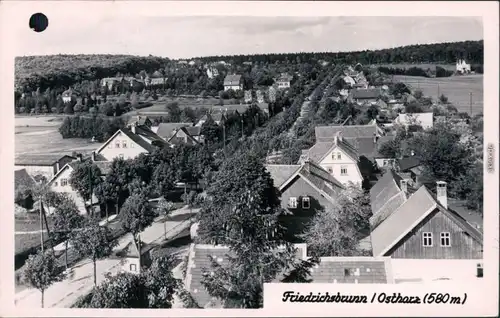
[{"xmin": 17, "ymin": 16, "xmax": 483, "ymax": 59}]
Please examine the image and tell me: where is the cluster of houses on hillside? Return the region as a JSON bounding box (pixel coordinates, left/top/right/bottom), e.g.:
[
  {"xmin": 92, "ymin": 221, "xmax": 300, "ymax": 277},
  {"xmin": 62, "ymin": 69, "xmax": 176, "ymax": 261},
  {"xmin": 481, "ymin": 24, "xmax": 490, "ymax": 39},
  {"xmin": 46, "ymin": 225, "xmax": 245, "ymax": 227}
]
[{"xmin": 14, "ymin": 62, "xmax": 483, "ymax": 307}]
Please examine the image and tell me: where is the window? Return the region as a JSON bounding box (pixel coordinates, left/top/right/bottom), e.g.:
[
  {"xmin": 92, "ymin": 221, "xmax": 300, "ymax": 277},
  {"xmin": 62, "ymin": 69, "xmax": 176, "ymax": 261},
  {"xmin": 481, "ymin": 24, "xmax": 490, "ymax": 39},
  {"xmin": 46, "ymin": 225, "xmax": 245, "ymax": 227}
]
[
  {"xmin": 440, "ymin": 232, "xmax": 451, "ymax": 247},
  {"xmin": 288, "ymin": 197, "xmax": 297, "ymax": 208},
  {"xmin": 130, "ymin": 264, "xmax": 137, "ymax": 272},
  {"xmin": 332, "ymin": 152, "xmax": 336, "ymax": 160},
  {"xmin": 119, "ymin": 154, "xmax": 124, "ymax": 160},
  {"xmin": 302, "ymin": 197, "xmax": 310, "ymax": 209},
  {"xmin": 54, "ymin": 182, "xmax": 58, "ymax": 187},
  {"xmin": 337, "ymin": 153, "xmax": 341, "ymax": 160},
  {"xmin": 340, "ymin": 166, "xmax": 348, "ymax": 176},
  {"xmin": 422, "ymin": 232, "xmax": 433, "ymax": 247},
  {"xmin": 383, "ymin": 160, "xmax": 388, "ymax": 166},
  {"xmin": 115, "ymin": 141, "xmax": 120, "ymax": 148},
  {"xmin": 61, "ymin": 179, "xmax": 68, "ymax": 186},
  {"xmin": 122, "ymin": 140, "xmax": 127, "ymax": 148},
  {"xmin": 344, "ymin": 268, "xmax": 353, "ymax": 276}
]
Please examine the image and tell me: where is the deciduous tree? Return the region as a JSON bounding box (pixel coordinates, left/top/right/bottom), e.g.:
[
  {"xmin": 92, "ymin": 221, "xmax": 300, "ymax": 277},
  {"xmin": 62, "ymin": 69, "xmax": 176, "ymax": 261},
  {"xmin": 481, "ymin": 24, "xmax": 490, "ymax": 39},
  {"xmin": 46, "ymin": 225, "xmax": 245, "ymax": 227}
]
[{"xmin": 22, "ymin": 251, "xmax": 64, "ymax": 308}]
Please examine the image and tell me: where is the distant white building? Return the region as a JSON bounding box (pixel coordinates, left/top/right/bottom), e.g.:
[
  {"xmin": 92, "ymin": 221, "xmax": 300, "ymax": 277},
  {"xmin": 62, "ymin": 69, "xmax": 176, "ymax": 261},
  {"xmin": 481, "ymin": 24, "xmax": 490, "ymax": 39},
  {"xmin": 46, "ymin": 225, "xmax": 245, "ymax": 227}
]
[
  {"xmin": 206, "ymin": 67, "xmax": 219, "ymax": 79},
  {"xmin": 223, "ymin": 74, "xmax": 243, "ymax": 91},
  {"xmin": 395, "ymin": 112, "xmax": 434, "ymax": 130},
  {"xmin": 456, "ymin": 59, "xmax": 471, "ymax": 74}
]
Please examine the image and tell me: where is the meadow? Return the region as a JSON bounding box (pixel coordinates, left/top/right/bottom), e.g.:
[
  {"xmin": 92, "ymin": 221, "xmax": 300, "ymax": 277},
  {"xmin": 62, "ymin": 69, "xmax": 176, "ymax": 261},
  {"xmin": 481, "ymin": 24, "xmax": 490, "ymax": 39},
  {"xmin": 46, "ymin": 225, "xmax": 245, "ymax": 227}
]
[
  {"xmin": 15, "ymin": 116, "xmax": 104, "ymax": 155},
  {"xmin": 371, "ymin": 63, "xmax": 457, "ymax": 71},
  {"xmin": 392, "ymin": 74, "xmax": 483, "ymax": 115}
]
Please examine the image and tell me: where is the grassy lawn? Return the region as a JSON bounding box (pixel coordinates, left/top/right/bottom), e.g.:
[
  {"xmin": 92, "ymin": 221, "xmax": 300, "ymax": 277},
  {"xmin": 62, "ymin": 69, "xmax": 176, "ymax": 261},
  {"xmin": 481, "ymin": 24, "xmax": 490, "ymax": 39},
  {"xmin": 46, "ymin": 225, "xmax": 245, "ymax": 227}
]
[
  {"xmin": 371, "ymin": 63, "xmax": 457, "ymax": 71},
  {"xmin": 15, "ymin": 123, "xmax": 103, "ymax": 156},
  {"xmin": 392, "ymin": 74, "xmax": 483, "ymax": 115}
]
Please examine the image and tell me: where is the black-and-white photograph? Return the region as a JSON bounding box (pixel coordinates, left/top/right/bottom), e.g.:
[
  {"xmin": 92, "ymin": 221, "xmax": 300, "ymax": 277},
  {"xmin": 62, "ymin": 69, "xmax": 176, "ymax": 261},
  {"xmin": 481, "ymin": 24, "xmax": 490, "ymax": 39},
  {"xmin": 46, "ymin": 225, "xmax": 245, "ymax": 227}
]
[{"xmin": 5, "ymin": 4, "xmax": 495, "ymax": 312}]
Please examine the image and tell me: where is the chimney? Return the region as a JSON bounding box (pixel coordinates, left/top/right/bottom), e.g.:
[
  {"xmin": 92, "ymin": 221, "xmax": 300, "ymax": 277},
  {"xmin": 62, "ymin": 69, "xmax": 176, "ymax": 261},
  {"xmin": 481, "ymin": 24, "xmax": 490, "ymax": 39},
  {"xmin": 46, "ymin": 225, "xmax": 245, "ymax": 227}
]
[
  {"xmin": 335, "ymin": 131, "xmax": 343, "ymax": 143},
  {"xmin": 56, "ymin": 161, "xmax": 60, "ymax": 173},
  {"xmin": 77, "ymin": 154, "xmax": 83, "ymax": 162},
  {"xmin": 91, "ymin": 151, "xmax": 96, "ymax": 162},
  {"xmin": 436, "ymin": 181, "xmax": 448, "ymax": 209},
  {"xmin": 373, "ymin": 133, "xmax": 379, "ymax": 144},
  {"xmin": 131, "ymin": 124, "xmax": 136, "ymax": 134},
  {"xmin": 400, "ymin": 179, "xmax": 408, "ymax": 194}
]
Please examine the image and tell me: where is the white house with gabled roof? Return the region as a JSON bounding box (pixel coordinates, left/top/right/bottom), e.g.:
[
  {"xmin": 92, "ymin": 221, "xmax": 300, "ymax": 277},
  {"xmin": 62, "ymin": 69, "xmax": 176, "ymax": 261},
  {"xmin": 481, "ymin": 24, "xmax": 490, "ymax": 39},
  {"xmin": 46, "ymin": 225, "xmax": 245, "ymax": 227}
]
[
  {"xmin": 300, "ymin": 133, "xmax": 363, "ymax": 186},
  {"xmin": 95, "ymin": 124, "xmax": 168, "ymax": 161}
]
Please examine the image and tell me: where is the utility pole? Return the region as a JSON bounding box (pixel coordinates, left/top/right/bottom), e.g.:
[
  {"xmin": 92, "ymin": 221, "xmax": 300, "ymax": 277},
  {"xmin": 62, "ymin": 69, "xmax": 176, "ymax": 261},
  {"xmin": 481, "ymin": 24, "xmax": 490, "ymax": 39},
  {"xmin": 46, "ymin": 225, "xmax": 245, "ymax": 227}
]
[
  {"xmin": 40, "ymin": 197, "xmax": 44, "ymax": 252},
  {"xmin": 222, "ymin": 114, "xmax": 226, "ymax": 158},
  {"xmin": 469, "ymin": 92, "xmax": 473, "ymax": 116},
  {"xmin": 241, "ymin": 119, "xmax": 244, "ymax": 139},
  {"xmin": 88, "ymin": 165, "xmax": 93, "ymax": 217},
  {"xmin": 437, "ymin": 83, "xmax": 440, "ymax": 99}
]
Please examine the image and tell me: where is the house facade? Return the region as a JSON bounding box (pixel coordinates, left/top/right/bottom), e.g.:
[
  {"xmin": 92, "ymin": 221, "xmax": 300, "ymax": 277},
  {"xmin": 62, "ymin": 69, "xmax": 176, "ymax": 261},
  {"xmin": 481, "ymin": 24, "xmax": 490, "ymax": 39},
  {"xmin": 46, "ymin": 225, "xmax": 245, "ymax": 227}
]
[
  {"xmin": 223, "ymin": 74, "xmax": 243, "ymax": 91},
  {"xmin": 95, "ymin": 124, "xmax": 168, "ymax": 161},
  {"xmin": 276, "ymin": 73, "xmax": 293, "ymax": 89},
  {"xmin": 266, "ymin": 161, "xmax": 344, "ymax": 242},
  {"xmin": 370, "ymin": 182, "xmax": 483, "ymax": 259},
  {"xmin": 15, "ymin": 154, "xmax": 77, "ymax": 180},
  {"xmin": 456, "ymin": 59, "xmax": 471, "ymax": 74},
  {"xmin": 62, "ymin": 88, "xmax": 79, "ymax": 103},
  {"xmin": 46, "ymin": 162, "xmax": 99, "ymax": 215}
]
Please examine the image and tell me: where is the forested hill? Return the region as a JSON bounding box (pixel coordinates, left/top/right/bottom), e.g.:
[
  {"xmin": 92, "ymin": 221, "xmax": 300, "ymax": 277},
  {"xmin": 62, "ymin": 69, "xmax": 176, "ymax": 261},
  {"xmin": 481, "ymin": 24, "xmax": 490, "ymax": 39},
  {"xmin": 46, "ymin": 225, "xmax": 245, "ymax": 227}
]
[
  {"xmin": 15, "ymin": 54, "xmax": 169, "ymax": 91},
  {"xmin": 192, "ymin": 40, "xmax": 484, "ymax": 65},
  {"xmin": 15, "ymin": 40, "xmax": 482, "ymax": 91}
]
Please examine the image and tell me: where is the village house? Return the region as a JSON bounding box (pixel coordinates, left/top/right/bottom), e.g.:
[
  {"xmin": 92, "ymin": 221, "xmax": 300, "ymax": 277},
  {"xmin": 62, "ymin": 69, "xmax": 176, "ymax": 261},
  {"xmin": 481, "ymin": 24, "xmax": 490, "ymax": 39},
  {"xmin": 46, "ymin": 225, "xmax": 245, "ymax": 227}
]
[
  {"xmin": 183, "ymin": 243, "xmax": 394, "ymax": 308},
  {"xmin": 101, "ymin": 78, "xmax": 120, "ymax": 90},
  {"xmin": 61, "ymin": 88, "xmax": 80, "ymax": 103},
  {"xmin": 46, "ymin": 159, "xmax": 100, "ymax": 215},
  {"xmin": 265, "ymin": 160, "xmax": 345, "ymax": 241},
  {"xmin": 15, "ymin": 154, "xmax": 77, "ymax": 180},
  {"xmin": 154, "ymin": 122, "xmax": 193, "ymax": 141},
  {"xmin": 276, "ymin": 73, "xmax": 293, "ymax": 89},
  {"xmin": 395, "ymin": 112, "xmax": 434, "ymax": 130},
  {"xmin": 206, "ymin": 67, "xmax": 219, "ymax": 79},
  {"xmin": 148, "ymin": 77, "xmax": 166, "ymax": 86},
  {"xmin": 298, "ymin": 133, "xmax": 364, "ymax": 186},
  {"xmin": 117, "ymin": 239, "xmax": 154, "ymax": 274},
  {"xmin": 168, "ymin": 126, "xmax": 202, "ymax": 146},
  {"xmin": 343, "ymin": 75, "xmax": 356, "ymax": 87},
  {"xmin": 456, "ymin": 59, "xmax": 471, "ymax": 74},
  {"xmin": 350, "ymin": 88, "xmax": 382, "ymax": 105},
  {"xmin": 223, "ymin": 74, "xmax": 243, "ymax": 91},
  {"xmin": 95, "ymin": 123, "xmax": 168, "ymax": 161},
  {"xmin": 370, "ymin": 178, "xmax": 483, "ymax": 260},
  {"xmin": 396, "ymin": 156, "xmax": 424, "ymax": 185},
  {"xmin": 128, "ymin": 115, "xmax": 153, "ymax": 129}
]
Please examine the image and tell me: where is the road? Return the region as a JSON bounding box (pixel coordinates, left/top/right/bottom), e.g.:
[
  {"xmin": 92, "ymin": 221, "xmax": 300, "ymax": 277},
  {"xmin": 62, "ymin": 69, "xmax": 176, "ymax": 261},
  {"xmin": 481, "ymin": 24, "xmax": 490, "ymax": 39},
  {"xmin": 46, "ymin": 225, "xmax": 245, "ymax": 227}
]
[{"xmin": 15, "ymin": 206, "xmax": 198, "ymax": 308}]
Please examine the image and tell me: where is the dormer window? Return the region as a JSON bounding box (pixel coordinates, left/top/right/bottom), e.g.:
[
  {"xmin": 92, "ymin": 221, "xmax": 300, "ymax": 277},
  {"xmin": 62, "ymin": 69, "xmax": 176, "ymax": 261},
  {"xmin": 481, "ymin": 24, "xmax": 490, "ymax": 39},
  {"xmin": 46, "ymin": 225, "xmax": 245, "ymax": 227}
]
[{"xmin": 302, "ymin": 197, "xmax": 310, "ymax": 209}]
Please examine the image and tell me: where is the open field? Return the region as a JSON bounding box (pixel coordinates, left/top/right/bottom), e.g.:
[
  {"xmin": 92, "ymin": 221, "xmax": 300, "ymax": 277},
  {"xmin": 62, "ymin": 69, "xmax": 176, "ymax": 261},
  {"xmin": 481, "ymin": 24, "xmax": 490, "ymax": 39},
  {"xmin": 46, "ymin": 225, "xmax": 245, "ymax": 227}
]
[
  {"xmin": 15, "ymin": 116, "xmax": 103, "ymax": 155},
  {"xmin": 393, "ymin": 74, "xmax": 483, "ymax": 115},
  {"xmin": 371, "ymin": 63, "xmax": 457, "ymax": 71}
]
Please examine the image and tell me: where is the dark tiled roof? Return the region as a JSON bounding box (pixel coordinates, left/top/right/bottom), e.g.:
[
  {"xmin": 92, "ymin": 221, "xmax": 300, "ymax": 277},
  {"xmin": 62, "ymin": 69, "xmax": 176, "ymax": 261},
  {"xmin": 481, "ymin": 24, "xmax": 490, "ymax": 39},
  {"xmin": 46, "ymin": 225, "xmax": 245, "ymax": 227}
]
[
  {"xmin": 347, "ymin": 136, "xmax": 394, "ymax": 159},
  {"xmin": 185, "ymin": 126, "xmax": 202, "ymax": 136},
  {"xmin": 310, "ymin": 257, "xmax": 393, "ymax": 284},
  {"xmin": 14, "ymin": 169, "xmax": 36, "ymax": 190},
  {"xmin": 371, "ymin": 186, "xmax": 437, "ymax": 256},
  {"xmin": 128, "ymin": 116, "xmax": 151, "ymax": 126},
  {"xmin": 298, "ymin": 161, "xmax": 345, "ymax": 199},
  {"xmin": 397, "ymin": 156, "xmax": 422, "ymax": 171},
  {"xmin": 265, "ymin": 165, "xmax": 301, "ymax": 188},
  {"xmin": 15, "ymin": 154, "xmax": 76, "ymax": 166},
  {"xmin": 369, "ymin": 170, "xmax": 407, "ymax": 228},
  {"xmin": 186, "ymin": 244, "xmax": 307, "ymax": 308},
  {"xmin": 303, "ymin": 138, "xmax": 359, "ymax": 165},
  {"xmin": 315, "ymin": 124, "xmax": 379, "ymax": 142},
  {"xmin": 223, "ymin": 75, "xmax": 242, "ymax": 86},
  {"xmin": 156, "ymin": 123, "xmax": 193, "ymax": 139},
  {"xmin": 120, "ymin": 126, "xmax": 168, "ymax": 152},
  {"xmin": 351, "ymin": 88, "xmax": 381, "ymax": 100}
]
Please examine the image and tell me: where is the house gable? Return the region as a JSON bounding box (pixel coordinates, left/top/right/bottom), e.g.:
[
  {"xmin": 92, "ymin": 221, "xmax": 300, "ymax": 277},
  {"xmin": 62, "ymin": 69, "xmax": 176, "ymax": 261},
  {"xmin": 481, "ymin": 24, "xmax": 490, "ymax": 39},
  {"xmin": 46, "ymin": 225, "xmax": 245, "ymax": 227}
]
[
  {"xmin": 386, "ymin": 208, "xmax": 483, "ymax": 259},
  {"xmin": 96, "ymin": 130, "xmax": 150, "ymax": 161},
  {"xmin": 318, "ymin": 143, "xmax": 363, "ymax": 185}
]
